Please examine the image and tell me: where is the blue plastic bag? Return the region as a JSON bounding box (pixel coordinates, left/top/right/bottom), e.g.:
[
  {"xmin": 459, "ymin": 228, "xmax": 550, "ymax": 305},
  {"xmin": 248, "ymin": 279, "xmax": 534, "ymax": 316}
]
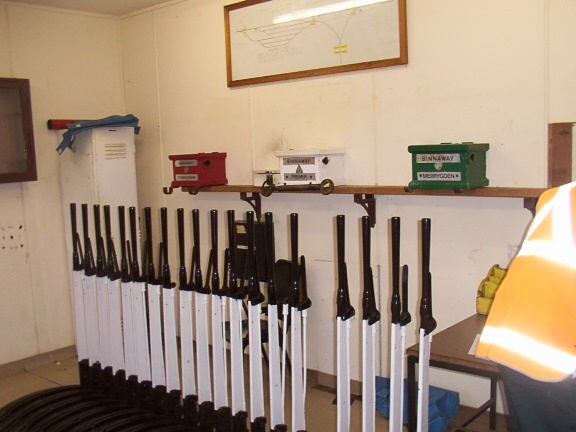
[{"xmin": 375, "ymin": 376, "xmax": 459, "ymax": 432}]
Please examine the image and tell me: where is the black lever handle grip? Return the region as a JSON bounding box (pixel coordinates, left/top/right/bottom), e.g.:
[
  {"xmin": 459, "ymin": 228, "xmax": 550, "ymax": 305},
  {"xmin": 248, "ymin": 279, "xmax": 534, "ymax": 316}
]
[
  {"xmin": 227, "ymin": 209, "xmax": 243, "ymax": 299},
  {"xmin": 264, "ymin": 212, "xmax": 277, "ymax": 305},
  {"xmin": 70, "ymin": 203, "xmax": 83, "ymax": 271},
  {"xmin": 94, "ymin": 204, "xmax": 107, "ymax": 277},
  {"xmin": 246, "ymin": 211, "xmax": 264, "ymax": 305},
  {"xmin": 190, "ymin": 209, "xmax": 204, "ymax": 291},
  {"xmin": 290, "ymin": 213, "xmax": 299, "ymax": 308},
  {"xmin": 128, "ymin": 206, "xmax": 140, "ymax": 282},
  {"xmin": 391, "ymin": 216, "xmax": 401, "ymax": 323},
  {"xmin": 362, "ymin": 215, "xmax": 380, "ymax": 324},
  {"xmin": 210, "ymin": 209, "xmax": 220, "ymax": 295},
  {"xmin": 144, "ymin": 207, "xmax": 156, "ymax": 284},
  {"xmin": 419, "ymin": 218, "xmax": 436, "ymax": 334},
  {"xmin": 336, "ymin": 215, "xmax": 354, "ymax": 320},
  {"xmin": 118, "ymin": 206, "xmax": 130, "ymax": 282},
  {"xmin": 177, "ymin": 208, "xmax": 188, "ymax": 290},
  {"xmin": 160, "ymin": 207, "xmax": 174, "ymax": 288}
]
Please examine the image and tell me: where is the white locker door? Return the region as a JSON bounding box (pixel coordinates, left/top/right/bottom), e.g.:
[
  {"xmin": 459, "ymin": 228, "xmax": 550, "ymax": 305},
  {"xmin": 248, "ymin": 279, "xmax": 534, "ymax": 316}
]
[{"xmin": 92, "ymin": 127, "xmax": 138, "ymax": 210}]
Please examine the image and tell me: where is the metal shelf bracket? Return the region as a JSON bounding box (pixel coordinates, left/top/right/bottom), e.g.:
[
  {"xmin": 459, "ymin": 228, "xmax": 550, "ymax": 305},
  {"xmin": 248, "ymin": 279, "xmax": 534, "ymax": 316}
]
[
  {"xmin": 240, "ymin": 192, "xmax": 262, "ymax": 221},
  {"xmin": 354, "ymin": 194, "xmax": 376, "ymax": 227}
]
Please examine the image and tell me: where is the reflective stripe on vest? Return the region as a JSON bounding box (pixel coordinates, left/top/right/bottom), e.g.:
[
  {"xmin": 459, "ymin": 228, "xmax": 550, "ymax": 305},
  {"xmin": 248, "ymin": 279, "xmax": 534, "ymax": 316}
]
[{"xmin": 476, "ymin": 182, "xmax": 576, "ymax": 382}]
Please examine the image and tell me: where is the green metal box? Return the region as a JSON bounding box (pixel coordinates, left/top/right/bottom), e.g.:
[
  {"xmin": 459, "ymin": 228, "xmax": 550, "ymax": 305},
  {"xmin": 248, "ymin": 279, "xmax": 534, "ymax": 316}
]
[{"xmin": 408, "ymin": 142, "xmax": 489, "ymax": 190}]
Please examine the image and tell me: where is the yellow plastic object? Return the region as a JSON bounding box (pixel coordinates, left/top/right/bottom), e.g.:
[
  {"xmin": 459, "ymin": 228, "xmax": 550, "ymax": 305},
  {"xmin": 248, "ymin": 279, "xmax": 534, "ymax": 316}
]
[
  {"xmin": 491, "ymin": 265, "xmax": 507, "ymax": 280},
  {"xmin": 476, "ymin": 296, "xmax": 493, "ymax": 315},
  {"xmin": 476, "ymin": 264, "xmax": 507, "ymax": 314},
  {"xmin": 481, "ymin": 280, "xmax": 499, "ymax": 299}
]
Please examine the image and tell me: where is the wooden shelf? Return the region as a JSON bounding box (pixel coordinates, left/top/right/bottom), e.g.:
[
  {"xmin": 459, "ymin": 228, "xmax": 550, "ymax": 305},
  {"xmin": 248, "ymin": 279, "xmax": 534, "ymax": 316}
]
[
  {"xmin": 333, "ymin": 185, "xmax": 544, "ymax": 198},
  {"xmin": 179, "ymin": 184, "xmax": 544, "ymax": 198},
  {"xmin": 171, "ymin": 185, "xmax": 545, "ymax": 225}
]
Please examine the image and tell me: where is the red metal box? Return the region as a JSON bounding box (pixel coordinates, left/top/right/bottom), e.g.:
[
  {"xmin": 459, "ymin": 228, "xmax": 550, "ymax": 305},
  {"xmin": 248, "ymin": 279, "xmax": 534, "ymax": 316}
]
[{"xmin": 169, "ymin": 152, "xmax": 228, "ymax": 188}]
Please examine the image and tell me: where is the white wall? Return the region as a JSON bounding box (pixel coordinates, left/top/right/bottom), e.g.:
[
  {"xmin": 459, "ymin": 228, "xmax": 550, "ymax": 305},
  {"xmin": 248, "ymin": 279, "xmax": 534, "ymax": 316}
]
[
  {"xmin": 119, "ymin": 0, "xmax": 576, "ymax": 409},
  {"xmin": 0, "ymin": 2, "xmax": 125, "ymax": 363}
]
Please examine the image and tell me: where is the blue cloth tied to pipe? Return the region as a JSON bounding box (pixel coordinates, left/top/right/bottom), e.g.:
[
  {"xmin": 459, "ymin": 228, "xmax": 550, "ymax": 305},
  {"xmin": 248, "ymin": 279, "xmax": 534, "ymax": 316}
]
[{"xmin": 56, "ymin": 114, "xmax": 140, "ymax": 154}]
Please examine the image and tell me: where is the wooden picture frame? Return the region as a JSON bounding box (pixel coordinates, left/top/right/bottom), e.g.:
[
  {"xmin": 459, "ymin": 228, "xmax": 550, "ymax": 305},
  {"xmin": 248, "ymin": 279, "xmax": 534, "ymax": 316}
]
[
  {"xmin": 224, "ymin": 0, "xmax": 407, "ymax": 87},
  {"xmin": 0, "ymin": 78, "xmax": 37, "ymax": 184}
]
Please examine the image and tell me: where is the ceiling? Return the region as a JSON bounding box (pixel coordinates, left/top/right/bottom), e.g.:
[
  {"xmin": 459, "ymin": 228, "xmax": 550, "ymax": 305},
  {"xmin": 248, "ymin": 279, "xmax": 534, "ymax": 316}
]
[{"xmin": 7, "ymin": 0, "xmax": 175, "ymax": 16}]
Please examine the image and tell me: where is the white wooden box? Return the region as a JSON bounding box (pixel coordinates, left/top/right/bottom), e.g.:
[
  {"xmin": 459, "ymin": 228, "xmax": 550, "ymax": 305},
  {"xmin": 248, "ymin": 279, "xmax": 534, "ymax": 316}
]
[{"xmin": 274, "ymin": 148, "xmax": 346, "ymax": 186}]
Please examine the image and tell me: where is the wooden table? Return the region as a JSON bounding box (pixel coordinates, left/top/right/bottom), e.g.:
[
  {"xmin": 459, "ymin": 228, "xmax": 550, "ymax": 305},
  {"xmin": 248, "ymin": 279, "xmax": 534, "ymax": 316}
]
[{"xmin": 406, "ymin": 314, "xmax": 500, "ymax": 432}]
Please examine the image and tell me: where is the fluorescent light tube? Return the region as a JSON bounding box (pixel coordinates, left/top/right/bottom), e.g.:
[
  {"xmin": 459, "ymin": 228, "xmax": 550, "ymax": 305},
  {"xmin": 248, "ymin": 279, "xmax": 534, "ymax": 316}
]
[{"xmin": 273, "ymin": 0, "xmax": 391, "ymax": 24}]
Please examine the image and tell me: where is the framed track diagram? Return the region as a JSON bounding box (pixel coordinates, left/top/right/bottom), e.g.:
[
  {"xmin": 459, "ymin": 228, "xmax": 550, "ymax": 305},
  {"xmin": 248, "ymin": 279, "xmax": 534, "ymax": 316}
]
[{"xmin": 224, "ymin": 0, "xmax": 407, "ymax": 87}]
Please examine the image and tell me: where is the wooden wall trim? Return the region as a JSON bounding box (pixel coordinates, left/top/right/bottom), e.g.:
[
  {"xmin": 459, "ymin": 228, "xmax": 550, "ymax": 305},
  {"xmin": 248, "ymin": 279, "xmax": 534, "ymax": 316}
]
[{"xmin": 548, "ymin": 122, "xmax": 575, "ymax": 187}]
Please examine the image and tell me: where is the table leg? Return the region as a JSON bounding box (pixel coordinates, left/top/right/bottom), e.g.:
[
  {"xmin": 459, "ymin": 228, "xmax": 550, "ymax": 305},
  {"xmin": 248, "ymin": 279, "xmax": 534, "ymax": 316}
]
[
  {"xmin": 489, "ymin": 377, "xmax": 497, "ymax": 430},
  {"xmin": 407, "ymin": 355, "xmax": 417, "ymax": 432}
]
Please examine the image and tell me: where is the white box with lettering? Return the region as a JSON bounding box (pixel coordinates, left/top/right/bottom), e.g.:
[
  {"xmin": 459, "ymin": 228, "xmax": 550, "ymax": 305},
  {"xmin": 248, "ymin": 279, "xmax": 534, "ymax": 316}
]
[{"xmin": 274, "ymin": 148, "xmax": 346, "ymax": 186}]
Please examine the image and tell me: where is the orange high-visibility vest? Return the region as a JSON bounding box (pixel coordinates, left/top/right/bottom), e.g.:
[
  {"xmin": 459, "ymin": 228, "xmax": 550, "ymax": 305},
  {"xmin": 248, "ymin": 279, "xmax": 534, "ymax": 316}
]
[{"xmin": 476, "ymin": 182, "xmax": 576, "ymax": 382}]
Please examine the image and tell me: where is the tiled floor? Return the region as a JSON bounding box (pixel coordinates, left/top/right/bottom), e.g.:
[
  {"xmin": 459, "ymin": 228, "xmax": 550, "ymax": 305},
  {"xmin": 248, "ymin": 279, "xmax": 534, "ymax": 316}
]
[
  {"xmin": 0, "ymin": 355, "xmax": 80, "ymax": 409},
  {"xmin": 0, "ymin": 354, "xmax": 509, "ymax": 431}
]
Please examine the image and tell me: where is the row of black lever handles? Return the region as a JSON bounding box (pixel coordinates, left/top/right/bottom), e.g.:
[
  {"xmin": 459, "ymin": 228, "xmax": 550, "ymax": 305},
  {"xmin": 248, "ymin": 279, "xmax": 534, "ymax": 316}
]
[{"xmin": 70, "ymin": 203, "xmax": 435, "ymax": 330}]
